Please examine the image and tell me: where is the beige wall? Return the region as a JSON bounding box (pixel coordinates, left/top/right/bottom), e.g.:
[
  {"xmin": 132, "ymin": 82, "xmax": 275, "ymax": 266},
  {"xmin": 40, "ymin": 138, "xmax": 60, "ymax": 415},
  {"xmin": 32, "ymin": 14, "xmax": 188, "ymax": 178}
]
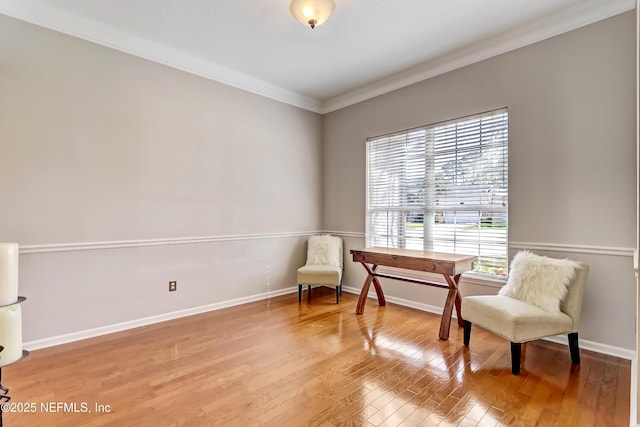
[
  {"xmin": 324, "ymin": 12, "xmax": 637, "ymax": 351},
  {"xmin": 0, "ymin": 14, "xmax": 323, "ymax": 343}
]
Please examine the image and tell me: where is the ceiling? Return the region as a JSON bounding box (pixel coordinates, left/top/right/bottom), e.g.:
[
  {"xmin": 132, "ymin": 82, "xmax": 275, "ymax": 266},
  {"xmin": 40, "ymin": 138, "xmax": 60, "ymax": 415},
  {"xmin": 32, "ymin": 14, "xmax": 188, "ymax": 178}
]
[{"xmin": 0, "ymin": 0, "xmax": 635, "ymax": 113}]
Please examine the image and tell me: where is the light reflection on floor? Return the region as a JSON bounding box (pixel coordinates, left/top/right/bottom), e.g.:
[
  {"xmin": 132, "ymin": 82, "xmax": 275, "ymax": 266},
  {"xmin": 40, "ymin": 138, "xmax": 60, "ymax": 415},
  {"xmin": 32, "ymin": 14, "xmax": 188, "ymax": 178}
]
[
  {"xmin": 354, "ymin": 318, "xmax": 504, "ymax": 425},
  {"xmin": 298, "ymin": 291, "xmax": 589, "ymax": 425}
]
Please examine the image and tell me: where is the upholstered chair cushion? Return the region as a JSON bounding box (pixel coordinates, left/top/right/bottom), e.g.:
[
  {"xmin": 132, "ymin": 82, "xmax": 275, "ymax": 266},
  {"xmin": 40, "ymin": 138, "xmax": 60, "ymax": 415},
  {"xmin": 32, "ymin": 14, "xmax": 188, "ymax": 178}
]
[
  {"xmin": 462, "ymin": 295, "xmax": 573, "ymax": 343},
  {"xmin": 297, "ymin": 265, "xmax": 342, "ymax": 286}
]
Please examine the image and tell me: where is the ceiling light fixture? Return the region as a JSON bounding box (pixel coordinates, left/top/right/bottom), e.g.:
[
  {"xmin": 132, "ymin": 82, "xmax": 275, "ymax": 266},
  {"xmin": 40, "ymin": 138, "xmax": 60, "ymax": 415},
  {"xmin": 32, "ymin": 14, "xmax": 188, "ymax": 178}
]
[{"xmin": 289, "ymin": 0, "xmax": 335, "ymax": 29}]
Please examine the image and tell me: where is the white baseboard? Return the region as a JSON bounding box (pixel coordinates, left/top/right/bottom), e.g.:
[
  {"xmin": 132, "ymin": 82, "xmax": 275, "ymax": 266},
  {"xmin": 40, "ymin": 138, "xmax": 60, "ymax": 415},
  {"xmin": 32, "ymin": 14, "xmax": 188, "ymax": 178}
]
[
  {"xmin": 342, "ymin": 285, "xmax": 635, "ymax": 361},
  {"xmin": 23, "ymin": 287, "xmax": 296, "ymax": 351},
  {"xmin": 25, "ymin": 284, "xmax": 634, "ymax": 362},
  {"xmin": 543, "ymin": 335, "xmax": 635, "ymax": 361}
]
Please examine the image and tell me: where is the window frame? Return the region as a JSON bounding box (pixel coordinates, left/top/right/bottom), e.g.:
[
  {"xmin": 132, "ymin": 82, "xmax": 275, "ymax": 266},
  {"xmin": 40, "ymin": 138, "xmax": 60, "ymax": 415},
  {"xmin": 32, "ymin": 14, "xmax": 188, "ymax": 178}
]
[{"xmin": 365, "ymin": 108, "xmax": 509, "ymax": 277}]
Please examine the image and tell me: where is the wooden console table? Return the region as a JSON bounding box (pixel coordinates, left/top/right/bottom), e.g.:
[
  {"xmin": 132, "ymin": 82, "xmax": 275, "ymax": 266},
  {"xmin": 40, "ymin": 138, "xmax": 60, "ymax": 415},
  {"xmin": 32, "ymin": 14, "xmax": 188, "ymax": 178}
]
[{"xmin": 350, "ymin": 248, "xmax": 475, "ymax": 340}]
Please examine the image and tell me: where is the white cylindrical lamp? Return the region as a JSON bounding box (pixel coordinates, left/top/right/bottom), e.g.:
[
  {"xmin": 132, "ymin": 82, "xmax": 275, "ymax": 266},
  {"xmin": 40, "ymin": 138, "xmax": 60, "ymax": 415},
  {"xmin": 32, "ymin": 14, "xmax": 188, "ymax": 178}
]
[
  {"xmin": 0, "ymin": 304, "xmax": 22, "ymax": 367},
  {"xmin": 0, "ymin": 243, "xmax": 18, "ymax": 306}
]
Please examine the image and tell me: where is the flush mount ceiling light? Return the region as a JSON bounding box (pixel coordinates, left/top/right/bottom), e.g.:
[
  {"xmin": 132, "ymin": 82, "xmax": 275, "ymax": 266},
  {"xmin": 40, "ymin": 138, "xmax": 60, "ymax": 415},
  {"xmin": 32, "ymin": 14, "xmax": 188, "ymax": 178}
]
[{"xmin": 289, "ymin": 0, "xmax": 335, "ymax": 29}]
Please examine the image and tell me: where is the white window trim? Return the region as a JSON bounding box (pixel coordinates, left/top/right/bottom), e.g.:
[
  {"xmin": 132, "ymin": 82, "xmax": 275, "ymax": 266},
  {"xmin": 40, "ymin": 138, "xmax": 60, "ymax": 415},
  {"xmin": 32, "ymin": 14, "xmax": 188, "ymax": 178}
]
[{"xmin": 366, "ymin": 108, "xmax": 509, "ymax": 277}]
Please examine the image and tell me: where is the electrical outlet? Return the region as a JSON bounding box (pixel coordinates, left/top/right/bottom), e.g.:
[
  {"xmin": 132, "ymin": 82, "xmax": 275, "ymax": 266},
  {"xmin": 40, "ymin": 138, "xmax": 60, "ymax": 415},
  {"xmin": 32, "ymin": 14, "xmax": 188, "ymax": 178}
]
[{"xmin": 169, "ymin": 281, "xmax": 177, "ymax": 292}]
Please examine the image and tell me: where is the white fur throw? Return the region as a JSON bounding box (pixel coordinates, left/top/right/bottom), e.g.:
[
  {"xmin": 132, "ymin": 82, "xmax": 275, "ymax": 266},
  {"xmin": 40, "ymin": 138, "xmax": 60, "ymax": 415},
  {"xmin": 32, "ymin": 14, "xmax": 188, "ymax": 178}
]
[
  {"xmin": 306, "ymin": 235, "xmax": 342, "ymax": 267},
  {"xmin": 498, "ymin": 251, "xmax": 580, "ymax": 313}
]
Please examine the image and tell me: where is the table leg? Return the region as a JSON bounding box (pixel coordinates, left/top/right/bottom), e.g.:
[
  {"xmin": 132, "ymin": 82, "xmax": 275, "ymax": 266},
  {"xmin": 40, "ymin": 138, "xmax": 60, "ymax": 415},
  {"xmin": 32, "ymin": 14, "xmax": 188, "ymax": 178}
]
[
  {"xmin": 453, "ymin": 274, "xmax": 464, "ymax": 327},
  {"xmin": 439, "ymin": 273, "xmax": 463, "ymax": 340},
  {"xmin": 356, "ymin": 273, "xmax": 374, "ymax": 314},
  {"xmin": 371, "ymin": 276, "xmax": 386, "ymax": 307},
  {"xmin": 356, "ymin": 263, "xmax": 386, "ymax": 315}
]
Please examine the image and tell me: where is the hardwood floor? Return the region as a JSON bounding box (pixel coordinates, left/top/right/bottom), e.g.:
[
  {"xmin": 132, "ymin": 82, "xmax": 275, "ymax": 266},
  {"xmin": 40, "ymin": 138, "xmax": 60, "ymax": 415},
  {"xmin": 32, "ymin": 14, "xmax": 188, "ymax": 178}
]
[{"xmin": 1, "ymin": 288, "xmax": 630, "ymax": 426}]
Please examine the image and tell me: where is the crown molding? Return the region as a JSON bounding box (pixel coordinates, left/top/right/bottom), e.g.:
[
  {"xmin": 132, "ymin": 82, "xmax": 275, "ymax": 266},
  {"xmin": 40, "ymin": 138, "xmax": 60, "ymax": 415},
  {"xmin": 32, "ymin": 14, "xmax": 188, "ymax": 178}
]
[
  {"xmin": 322, "ymin": 0, "xmax": 636, "ymax": 113},
  {"xmin": 0, "ymin": 0, "xmax": 324, "ymax": 113},
  {"xmin": 0, "ymin": 0, "xmax": 635, "ymax": 115}
]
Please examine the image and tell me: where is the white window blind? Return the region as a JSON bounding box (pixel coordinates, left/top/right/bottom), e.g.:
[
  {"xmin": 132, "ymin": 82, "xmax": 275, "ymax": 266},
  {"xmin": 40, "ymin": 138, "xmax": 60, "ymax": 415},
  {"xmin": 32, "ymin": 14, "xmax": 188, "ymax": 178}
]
[{"xmin": 366, "ymin": 109, "xmax": 508, "ymax": 275}]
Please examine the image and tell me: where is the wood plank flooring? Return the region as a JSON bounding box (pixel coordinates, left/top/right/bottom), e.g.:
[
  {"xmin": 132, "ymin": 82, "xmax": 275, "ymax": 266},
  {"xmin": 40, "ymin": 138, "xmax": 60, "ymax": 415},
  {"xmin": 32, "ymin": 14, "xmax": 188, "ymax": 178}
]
[{"xmin": 1, "ymin": 288, "xmax": 630, "ymax": 426}]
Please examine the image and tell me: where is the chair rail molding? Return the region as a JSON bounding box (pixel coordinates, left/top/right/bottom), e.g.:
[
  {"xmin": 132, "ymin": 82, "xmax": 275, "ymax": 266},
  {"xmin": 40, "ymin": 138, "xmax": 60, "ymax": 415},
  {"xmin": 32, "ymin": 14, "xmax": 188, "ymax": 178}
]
[
  {"xmin": 509, "ymin": 241, "xmax": 634, "ymax": 257},
  {"xmin": 17, "ymin": 231, "xmax": 319, "ymax": 254},
  {"xmin": 327, "ymin": 231, "xmax": 635, "ymax": 258}
]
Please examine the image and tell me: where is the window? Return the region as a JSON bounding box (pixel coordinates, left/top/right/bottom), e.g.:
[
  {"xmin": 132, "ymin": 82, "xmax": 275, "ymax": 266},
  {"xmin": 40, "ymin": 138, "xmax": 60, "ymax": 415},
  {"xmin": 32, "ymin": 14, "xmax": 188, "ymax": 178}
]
[{"xmin": 366, "ymin": 109, "xmax": 508, "ymax": 276}]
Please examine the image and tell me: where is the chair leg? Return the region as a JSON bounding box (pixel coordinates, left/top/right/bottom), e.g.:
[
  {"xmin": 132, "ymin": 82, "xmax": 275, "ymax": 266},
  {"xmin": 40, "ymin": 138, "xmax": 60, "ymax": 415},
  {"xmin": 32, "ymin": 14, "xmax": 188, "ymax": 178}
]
[
  {"xmin": 568, "ymin": 332, "xmax": 580, "ymax": 364},
  {"xmin": 298, "ymin": 285, "xmax": 302, "ymax": 302},
  {"xmin": 511, "ymin": 342, "xmax": 522, "ymax": 375},
  {"xmin": 336, "ymin": 286, "xmax": 339, "ymax": 304},
  {"xmin": 463, "ymin": 320, "xmax": 472, "ymax": 346},
  {"xmin": 307, "ymin": 285, "xmax": 311, "ymax": 302}
]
